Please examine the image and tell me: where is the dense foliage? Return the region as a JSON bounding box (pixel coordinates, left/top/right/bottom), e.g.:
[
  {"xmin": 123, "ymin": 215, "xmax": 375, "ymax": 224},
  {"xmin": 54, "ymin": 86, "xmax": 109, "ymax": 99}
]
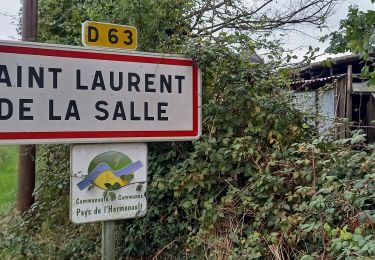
[
  {"xmin": 38, "ymin": 0, "xmax": 188, "ymax": 51},
  {"xmin": 0, "ymin": 146, "xmax": 18, "ymax": 213},
  {"xmin": 329, "ymin": 2, "xmax": 375, "ymax": 84},
  {"xmin": 0, "ymin": 145, "xmax": 101, "ymax": 259},
  {"xmin": 1, "ymin": 0, "xmax": 375, "ymax": 259},
  {"xmin": 116, "ymin": 39, "xmax": 375, "ymax": 259}
]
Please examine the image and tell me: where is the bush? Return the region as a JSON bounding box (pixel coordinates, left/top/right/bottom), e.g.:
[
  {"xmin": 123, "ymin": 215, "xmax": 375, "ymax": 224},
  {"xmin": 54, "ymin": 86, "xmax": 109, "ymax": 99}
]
[
  {"xmin": 113, "ymin": 41, "xmax": 375, "ymax": 259},
  {"xmin": 0, "ymin": 145, "xmax": 101, "ymax": 259}
]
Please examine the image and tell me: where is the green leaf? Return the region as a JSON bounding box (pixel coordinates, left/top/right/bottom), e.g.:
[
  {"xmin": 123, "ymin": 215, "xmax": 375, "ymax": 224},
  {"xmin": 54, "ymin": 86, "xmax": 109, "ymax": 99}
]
[
  {"xmin": 182, "ymin": 201, "xmax": 192, "ymax": 209},
  {"xmin": 344, "ymin": 191, "xmax": 354, "ymax": 201},
  {"xmin": 157, "ymin": 182, "xmax": 165, "ymax": 190},
  {"xmin": 324, "ymin": 223, "xmax": 331, "ymax": 233}
]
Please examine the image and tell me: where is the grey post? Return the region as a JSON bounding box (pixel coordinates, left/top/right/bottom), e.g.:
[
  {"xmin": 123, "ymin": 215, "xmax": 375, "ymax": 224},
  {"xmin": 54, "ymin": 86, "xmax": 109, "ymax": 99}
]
[{"xmin": 102, "ymin": 221, "xmax": 116, "ymax": 260}]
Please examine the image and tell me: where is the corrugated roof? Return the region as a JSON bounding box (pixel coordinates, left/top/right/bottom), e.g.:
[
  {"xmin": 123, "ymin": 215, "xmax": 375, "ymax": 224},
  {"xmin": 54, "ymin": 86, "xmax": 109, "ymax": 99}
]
[
  {"xmin": 292, "ymin": 53, "xmax": 360, "ymax": 71},
  {"xmin": 291, "ymin": 75, "xmax": 344, "ymax": 86}
]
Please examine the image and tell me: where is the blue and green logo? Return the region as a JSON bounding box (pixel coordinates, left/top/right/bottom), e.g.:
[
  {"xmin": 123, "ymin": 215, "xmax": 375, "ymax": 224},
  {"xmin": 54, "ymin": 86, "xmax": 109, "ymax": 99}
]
[{"xmin": 77, "ymin": 151, "xmax": 143, "ymax": 191}]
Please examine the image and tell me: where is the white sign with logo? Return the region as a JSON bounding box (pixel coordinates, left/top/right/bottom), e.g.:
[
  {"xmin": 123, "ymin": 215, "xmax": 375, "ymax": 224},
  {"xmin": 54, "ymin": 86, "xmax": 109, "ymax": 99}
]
[{"xmin": 70, "ymin": 143, "xmax": 147, "ymax": 223}]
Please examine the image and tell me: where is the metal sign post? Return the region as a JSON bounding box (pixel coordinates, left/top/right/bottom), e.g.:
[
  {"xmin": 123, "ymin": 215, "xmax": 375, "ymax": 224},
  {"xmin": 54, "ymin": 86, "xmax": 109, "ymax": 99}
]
[{"xmin": 102, "ymin": 221, "xmax": 116, "ymax": 260}]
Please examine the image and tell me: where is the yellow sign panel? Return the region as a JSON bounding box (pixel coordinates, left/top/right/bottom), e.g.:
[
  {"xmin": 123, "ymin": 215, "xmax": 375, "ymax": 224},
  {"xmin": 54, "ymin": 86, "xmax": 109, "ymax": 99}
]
[{"xmin": 82, "ymin": 21, "xmax": 137, "ymax": 50}]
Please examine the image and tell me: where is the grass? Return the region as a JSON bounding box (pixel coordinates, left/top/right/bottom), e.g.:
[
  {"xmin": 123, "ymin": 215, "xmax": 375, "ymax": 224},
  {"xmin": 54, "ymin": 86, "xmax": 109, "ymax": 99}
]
[{"xmin": 0, "ymin": 146, "xmax": 18, "ymax": 214}]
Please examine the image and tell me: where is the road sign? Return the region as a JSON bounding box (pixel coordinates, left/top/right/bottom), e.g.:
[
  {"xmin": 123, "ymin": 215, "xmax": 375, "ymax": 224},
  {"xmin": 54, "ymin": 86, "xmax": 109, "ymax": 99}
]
[
  {"xmin": 0, "ymin": 40, "xmax": 201, "ymax": 144},
  {"xmin": 70, "ymin": 143, "xmax": 147, "ymax": 223},
  {"xmin": 82, "ymin": 21, "xmax": 137, "ymax": 50}
]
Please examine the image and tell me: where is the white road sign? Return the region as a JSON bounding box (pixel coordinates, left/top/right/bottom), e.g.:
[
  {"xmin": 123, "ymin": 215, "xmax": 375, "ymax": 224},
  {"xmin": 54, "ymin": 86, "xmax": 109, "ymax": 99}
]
[
  {"xmin": 70, "ymin": 143, "xmax": 147, "ymax": 223},
  {"xmin": 0, "ymin": 40, "xmax": 201, "ymax": 144}
]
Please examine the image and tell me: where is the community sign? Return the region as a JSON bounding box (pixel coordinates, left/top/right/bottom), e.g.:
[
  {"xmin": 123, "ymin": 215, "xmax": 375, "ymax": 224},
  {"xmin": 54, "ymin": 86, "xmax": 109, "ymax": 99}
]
[
  {"xmin": 0, "ymin": 40, "xmax": 201, "ymax": 144},
  {"xmin": 70, "ymin": 143, "xmax": 147, "ymax": 223}
]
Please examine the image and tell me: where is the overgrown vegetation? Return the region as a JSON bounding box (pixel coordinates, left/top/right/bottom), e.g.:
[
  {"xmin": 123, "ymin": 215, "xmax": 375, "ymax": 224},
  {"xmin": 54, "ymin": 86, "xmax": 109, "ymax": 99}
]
[
  {"xmin": 1, "ymin": 145, "xmax": 100, "ymax": 259},
  {"xmin": 0, "ymin": 146, "xmax": 18, "ymax": 213},
  {"xmin": 1, "ymin": 0, "xmax": 375, "ymax": 259},
  {"xmin": 329, "ymin": 3, "xmax": 375, "ymax": 84},
  {"xmin": 115, "ymin": 39, "xmax": 375, "ymax": 259}
]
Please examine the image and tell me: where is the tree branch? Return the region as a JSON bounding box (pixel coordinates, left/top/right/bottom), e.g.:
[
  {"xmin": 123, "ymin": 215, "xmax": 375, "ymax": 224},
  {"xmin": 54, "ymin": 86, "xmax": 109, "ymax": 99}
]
[{"xmin": 185, "ymin": 0, "xmax": 338, "ymax": 37}]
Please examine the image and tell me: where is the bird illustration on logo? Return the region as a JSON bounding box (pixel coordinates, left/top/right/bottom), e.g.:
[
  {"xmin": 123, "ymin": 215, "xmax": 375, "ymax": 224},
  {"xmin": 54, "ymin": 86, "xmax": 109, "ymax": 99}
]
[{"xmin": 76, "ymin": 151, "xmax": 143, "ymax": 191}]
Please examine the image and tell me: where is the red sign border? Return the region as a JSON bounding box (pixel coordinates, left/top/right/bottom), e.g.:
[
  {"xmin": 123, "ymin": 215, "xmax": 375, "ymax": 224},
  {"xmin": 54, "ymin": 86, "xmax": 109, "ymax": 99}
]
[{"xmin": 0, "ymin": 42, "xmax": 200, "ymax": 142}]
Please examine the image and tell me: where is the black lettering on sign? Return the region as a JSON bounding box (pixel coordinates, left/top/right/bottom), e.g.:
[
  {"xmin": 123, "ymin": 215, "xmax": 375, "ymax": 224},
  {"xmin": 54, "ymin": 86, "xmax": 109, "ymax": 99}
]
[
  {"xmin": 28, "ymin": 67, "xmax": 44, "ymax": 88},
  {"xmin": 0, "ymin": 65, "xmax": 11, "ymax": 87},
  {"xmin": 123, "ymin": 30, "xmax": 133, "ymax": 45},
  {"xmin": 92, "ymin": 71, "xmax": 106, "ymax": 90},
  {"xmin": 130, "ymin": 102, "xmax": 140, "ymax": 120},
  {"xmin": 88, "ymin": 26, "xmax": 99, "ymax": 42},
  {"xmin": 0, "ymin": 98, "xmax": 12, "ymax": 120},
  {"xmin": 145, "ymin": 73, "xmax": 156, "ymax": 92},
  {"xmin": 113, "ymin": 101, "xmax": 126, "ymax": 120},
  {"xmin": 175, "ymin": 75, "xmax": 185, "ymax": 93},
  {"xmin": 49, "ymin": 99, "xmax": 61, "ymax": 120},
  {"xmin": 144, "ymin": 102, "xmax": 154, "ymax": 121},
  {"xmin": 110, "ymin": 71, "xmax": 123, "ymax": 91},
  {"xmin": 65, "ymin": 100, "xmax": 80, "ymax": 120},
  {"xmin": 19, "ymin": 99, "xmax": 33, "ymax": 120},
  {"xmin": 160, "ymin": 74, "xmax": 172, "ymax": 93},
  {"xmin": 95, "ymin": 101, "xmax": 109, "ymax": 120},
  {"xmin": 76, "ymin": 70, "xmax": 88, "ymax": 90},
  {"xmin": 17, "ymin": 66, "xmax": 22, "ymax": 87},
  {"xmin": 108, "ymin": 28, "xmax": 119, "ymax": 44},
  {"xmin": 48, "ymin": 68, "xmax": 62, "ymax": 89},
  {"xmin": 128, "ymin": 73, "xmax": 140, "ymax": 92},
  {"xmin": 158, "ymin": 102, "xmax": 168, "ymax": 121}
]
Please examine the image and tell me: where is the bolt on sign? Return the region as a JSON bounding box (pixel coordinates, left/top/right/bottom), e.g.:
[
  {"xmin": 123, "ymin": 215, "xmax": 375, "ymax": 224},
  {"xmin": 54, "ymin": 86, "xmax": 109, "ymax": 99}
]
[
  {"xmin": 70, "ymin": 143, "xmax": 147, "ymax": 223},
  {"xmin": 0, "ymin": 40, "xmax": 201, "ymax": 144},
  {"xmin": 82, "ymin": 21, "xmax": 137, "ymax": 50}
]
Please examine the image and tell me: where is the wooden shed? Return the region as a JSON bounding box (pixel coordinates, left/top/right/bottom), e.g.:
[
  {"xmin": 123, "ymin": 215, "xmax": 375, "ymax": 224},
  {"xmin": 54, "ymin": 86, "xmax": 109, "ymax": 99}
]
[{"xmin": 291, "ymin": 54, "xmax": 375, "ymax": 142}]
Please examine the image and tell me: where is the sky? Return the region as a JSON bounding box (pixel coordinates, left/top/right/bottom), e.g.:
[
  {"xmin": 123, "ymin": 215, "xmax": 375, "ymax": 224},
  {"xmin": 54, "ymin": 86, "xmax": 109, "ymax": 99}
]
[
  {"xmin": 282, "ymin": 0, "xmax": 374, "ymax": 59},
  {"xmin": 0, "ymin": 0, "xmax": 373, "ymax": 59},
  {"xmin": 0, "ymin": 0, "xmax": 19, "ymax": 40}
]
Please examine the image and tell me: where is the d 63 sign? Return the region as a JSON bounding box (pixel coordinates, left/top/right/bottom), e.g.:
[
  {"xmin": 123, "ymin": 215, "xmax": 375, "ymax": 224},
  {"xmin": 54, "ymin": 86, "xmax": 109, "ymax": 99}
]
[
  {"xmin": 82, "ymin": 21, "xmax": 137, "ymax": 50},
  {"xmin": 0, "ymin": 41, "xmax": 201, "ymax": 144}
]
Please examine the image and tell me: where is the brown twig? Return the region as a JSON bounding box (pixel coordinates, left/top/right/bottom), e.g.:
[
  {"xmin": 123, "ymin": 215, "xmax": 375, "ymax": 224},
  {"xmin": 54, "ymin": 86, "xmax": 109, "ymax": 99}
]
[{"xmin": 152, "ymin": 239, "xmax": 177, "ymax": 260}]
